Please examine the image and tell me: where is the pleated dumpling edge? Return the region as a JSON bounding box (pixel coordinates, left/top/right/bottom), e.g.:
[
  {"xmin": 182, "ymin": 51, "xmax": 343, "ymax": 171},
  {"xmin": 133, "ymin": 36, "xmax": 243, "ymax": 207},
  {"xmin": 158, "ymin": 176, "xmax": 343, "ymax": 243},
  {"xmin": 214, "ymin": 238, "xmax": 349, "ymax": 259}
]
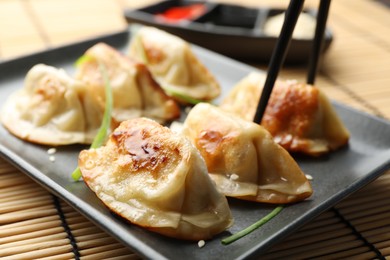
[
  {"xmin": 128, "ymin": 26, "xmax": 221, "ymax": 103},
  {"xmin": 182, "ymin": 103, "xmax": 313, "ymax": 204},
  {"xmin": 79, "ymin": 117, "xmax": 233, "ymax": 241},
  {"xmin": 1, "ymin": 64, "xmax": 91, "ymax": 145}
]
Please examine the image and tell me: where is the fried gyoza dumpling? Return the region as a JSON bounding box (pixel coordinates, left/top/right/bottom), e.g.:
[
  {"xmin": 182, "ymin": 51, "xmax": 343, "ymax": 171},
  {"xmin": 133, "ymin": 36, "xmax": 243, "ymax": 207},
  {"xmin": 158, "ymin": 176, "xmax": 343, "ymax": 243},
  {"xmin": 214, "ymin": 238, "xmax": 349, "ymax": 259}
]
[
  {"xmin": 128, "ymin": 26, "xmax": 220, "ymax": 103},
  {"xmin": 220, "ymin": 72, "xmax": 350, "ymax": 156},
  {"xmin": 75, "ymin": 42, "xmax": 180, "ymax": 124},
  {"xmin": 181, "ymin": 103, "xmax": 313, "ymax": 204},
  {"xmin": 1, "ymin": 64, "xmax": 94, "ymax": 145},
  {"xmin": 79, "ymin": 118, "xmax": 233, "ymax": 240}
]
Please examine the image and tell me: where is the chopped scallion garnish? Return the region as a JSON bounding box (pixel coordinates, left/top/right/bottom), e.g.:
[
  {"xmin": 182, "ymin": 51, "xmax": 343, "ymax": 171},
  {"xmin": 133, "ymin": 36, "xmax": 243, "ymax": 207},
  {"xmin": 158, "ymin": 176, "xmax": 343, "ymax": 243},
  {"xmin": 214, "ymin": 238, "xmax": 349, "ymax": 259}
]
[
  {"xmin": 221, "ymin": 206, "xmax": 284, "ymax": 245},
  {"xmin": 130, "ymin": 27, "xmax": 204, "ymax": 105},
  {"xmin": 90, "ymin": 63, "xmax": 113, "ymax": 148},
  {"xmin": 74, "ymin": 54, "xmax": 93, "ymax": 68},
  {"xmin": 71, "ymin": 62, "xmax": 113, "ymax": 181},
  {"xmin": 162, "ymin": 85, "xmax": 203, "ymax": 105}
]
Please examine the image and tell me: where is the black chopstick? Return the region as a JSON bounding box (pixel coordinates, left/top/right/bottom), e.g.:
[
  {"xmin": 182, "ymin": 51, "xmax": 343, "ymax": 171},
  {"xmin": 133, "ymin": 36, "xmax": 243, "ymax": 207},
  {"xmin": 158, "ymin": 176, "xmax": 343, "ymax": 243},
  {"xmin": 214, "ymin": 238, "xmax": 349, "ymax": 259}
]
[
  {"xmin": 307, "ymin": 0, "xmax": 332, "ymax": 85},
  {"xmin": 253, "ymin": 0, "xmax": 305, "ymax": 124}
]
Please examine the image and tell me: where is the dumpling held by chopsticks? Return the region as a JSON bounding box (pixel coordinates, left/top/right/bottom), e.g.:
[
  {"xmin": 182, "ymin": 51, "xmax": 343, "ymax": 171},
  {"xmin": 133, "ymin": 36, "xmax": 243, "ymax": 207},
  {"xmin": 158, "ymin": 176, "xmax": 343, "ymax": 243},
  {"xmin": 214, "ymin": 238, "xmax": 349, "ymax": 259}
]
[{"xmin": 220, "ymin": 72, "xmax": 350, "ymax": 156}]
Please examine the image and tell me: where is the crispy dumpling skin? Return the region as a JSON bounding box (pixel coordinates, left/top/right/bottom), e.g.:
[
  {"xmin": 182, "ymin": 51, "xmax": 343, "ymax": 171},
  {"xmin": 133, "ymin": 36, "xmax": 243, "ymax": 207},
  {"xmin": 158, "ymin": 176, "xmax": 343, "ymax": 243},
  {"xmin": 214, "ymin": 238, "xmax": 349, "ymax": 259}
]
[
  {"xmin": 220, "ymin": 72, "xmax": 350, "ymax": 156},
  {"xmin": 79, "ymin": 118, "xmax": 233, "ymax": 240},
  {"xmin": 1, "ymin": 64, "xmax": 92, "ymax": 145},
  {"xmin": 75, "ymin": 42, "xmax": 180, "ymax": 124},
  {"xmin": 182, "ymin": 103, "xmax": 313, "ymax": 204},
  {"xmin": 128, "ymin": 26, "xmax": 221, "ymax": 103}
]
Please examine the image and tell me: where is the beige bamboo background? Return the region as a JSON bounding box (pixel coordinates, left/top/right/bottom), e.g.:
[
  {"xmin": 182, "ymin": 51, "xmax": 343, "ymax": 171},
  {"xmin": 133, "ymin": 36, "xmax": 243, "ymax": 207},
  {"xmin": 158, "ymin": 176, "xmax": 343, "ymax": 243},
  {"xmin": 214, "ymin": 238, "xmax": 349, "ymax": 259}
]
[{"xmin": 1, "ymin": 0, "xmax": 390, "ymax": 259}]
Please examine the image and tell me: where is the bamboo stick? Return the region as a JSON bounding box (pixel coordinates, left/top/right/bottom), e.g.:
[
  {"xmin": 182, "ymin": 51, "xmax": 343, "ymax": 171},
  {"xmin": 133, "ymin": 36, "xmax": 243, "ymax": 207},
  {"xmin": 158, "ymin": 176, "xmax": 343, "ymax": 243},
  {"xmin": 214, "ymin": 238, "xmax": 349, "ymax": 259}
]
[
  {"xmin": 364, "ymin": 226, "xmax": 390, "ymax": 240},
  {"xmin": 78, "ymin": 243, "xmax": 130, "ymax": 255},
  {"xmin": 283, "ymin": 221, "xmax": 348, "ymax": 241},
  {"xmin": 74, "ymin": 232, "xmax": 109, "ymax": 243},
  {"xmin": 100, "ymin": 255, "xmax": 140, "ymax": 260},
  {"xmin": 376, "ymin": 240, "xmax": 390, "ymax": 250},
  {"xmin": 344, "ymin": 182, "xmax": 390, "ymax": 200},
  {"xmin": 342, "ymin": 205, "xmax": 390, "ymax": 223},
  {"xmin": 0, "ymin": 225, "xmax": 64, "ymax": 241},
  {"xmin": 0, "ymin": 183, "xmax": 43, "ymax": 199},
  {"xmin": 68, "ymin": 221, "xmax": 99, "ymax": 230},
  {"xmin": 264, "ymin": 239, "xmax": 365, "ymax": 259},
  {"xmin": 0, "ymin": 174, "xmax": 25, "ymax": 183},
  {"xmin": 369, "ymin": 234, "xmax": 390, "ymax": 246},
  {"xmin": 309, "ymin": 247, "xmax": 375, "ymax": 260},
  {"xmin": 0, "ymin": 239, "xmax": 71, "ymax": 257},
  {"xmin": 295, "ymin": 214, "xmax": 339, "ymax": 232},
  {"xmin": 0, "ymin": 207, "xmax": 57, "ymax": 224},
  {"xmin": 77, "ymin": 237, "xmax": 119, "ymax": 249},
  {"xmin": 0, "ymin": 215, "xmax": 59, "ymax": 232},
  {"xmin": 64, "ymin": 211, "xmax": 83, "ymax": 219},
  {"xmin": 0, "ymin": 167, "xmax": 18, "ymax": 175},
  {"xmin": 71, "ymin": 226, "xmax": 107, "ymax": 237},
  {"xmin": 0, "ymin": 225, "xmax": 66, "ymax": 247},
  {"xmin": 262, "ymin": 237, "xmax": 367, "ymax": 259},
  {"xmin": 354, "ymin": 217, "xmax": 390, "ymax": 234},
  {"xmin": 0, "ymin": 189, "xmax": 49, "ymax": 203},
  {"xmin": 0, "ymin": 233, "xmax": 68, "ymax": 250},
  {"xmin": 60, "ymin": 204, "xmax": 77, "ymax": 213},
  {"xmin": 345, "ymin": 177, "xmax": 390, "ymax": 197},
  {"xmin": 337, "ymin": 191, "xmax": 390, "ymax": 211},
  {"xmin": 0, "ymin": 195, "xmax": 53, "ymax": 213},
  {"xmin": 80, "ymin": 248, "xmax": 138, "ymax": 260},
  {"xmin": 350, "ymin": 211, "xmax": 390, "ymax": 227},
  {"xmin": 267, "ymin": 211, "xmax": 390, "ymax": 256},
  {"xmin": 0, "ymin": 244, "xmax": 72, "ymax": 260},
  {"xmin": 378, "ymin": 246, "xmax": 390, "ymax": 256},
  {"xmin": 266, "ymin": 233, "xmax": 357, "ymax": 254},
  {"xmin": 0, "ymin": 176, "xmax": 31, "ymax": 188},
  {"xmin": 65, "ymin": 215, "xmax": 88, "ymax": 225},
  {"xmin": 35, "ymin": 252, "xmax": 75, "ymax": 260}
]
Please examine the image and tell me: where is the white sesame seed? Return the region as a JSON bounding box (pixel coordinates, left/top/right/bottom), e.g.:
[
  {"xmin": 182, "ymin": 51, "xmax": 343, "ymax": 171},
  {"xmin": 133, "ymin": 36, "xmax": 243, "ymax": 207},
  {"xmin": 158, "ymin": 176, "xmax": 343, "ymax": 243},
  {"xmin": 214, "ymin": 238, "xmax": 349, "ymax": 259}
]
[
  {"xmin": 47, "ymin": 148, "xmax": 57, "ymax": 155},
  {"xmin": 305, "ymin": 174, "xmax": 313, "ymax": 180},
  {"xmin": 229, "ymin": 173, "xmax": 239, "ymax": 181},
  {"xmin": 198, "ymin": 240, "xmax": 205, "ymax": 248},
  {"xmin": 49, "ymin": 155, "xmax": 56, "ymax": 162}
]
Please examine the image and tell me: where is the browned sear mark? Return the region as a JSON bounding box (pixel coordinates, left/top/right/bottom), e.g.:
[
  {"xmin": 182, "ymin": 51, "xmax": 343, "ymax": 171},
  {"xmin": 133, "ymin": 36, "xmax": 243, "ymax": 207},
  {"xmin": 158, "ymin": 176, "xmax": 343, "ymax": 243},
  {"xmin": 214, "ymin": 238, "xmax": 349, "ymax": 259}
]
[{"xmin": 111, "ymin": 127, "xmax": 173, "ymax": 175}]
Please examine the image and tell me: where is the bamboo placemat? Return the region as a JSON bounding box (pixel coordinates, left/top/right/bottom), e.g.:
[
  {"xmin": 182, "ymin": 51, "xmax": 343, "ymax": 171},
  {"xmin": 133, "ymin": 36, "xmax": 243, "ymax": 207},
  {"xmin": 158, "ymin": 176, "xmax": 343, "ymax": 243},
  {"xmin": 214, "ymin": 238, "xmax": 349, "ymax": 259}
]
[
  {"xmin": 1, "ymin": 0, "xmax": 390, "ymax": 259},
  {"xmin": 1, "ymin": 160, "xmax": 390, "ymax": 259}
]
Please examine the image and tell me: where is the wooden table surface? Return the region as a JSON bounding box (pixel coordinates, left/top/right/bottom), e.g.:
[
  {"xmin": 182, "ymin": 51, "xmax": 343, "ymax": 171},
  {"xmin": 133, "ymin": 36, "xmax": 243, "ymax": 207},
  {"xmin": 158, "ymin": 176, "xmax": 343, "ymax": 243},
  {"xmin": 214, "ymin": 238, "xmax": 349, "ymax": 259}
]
[{"xmin": 1, "ymin": 0, "xmax": 390, "ymax": 259}]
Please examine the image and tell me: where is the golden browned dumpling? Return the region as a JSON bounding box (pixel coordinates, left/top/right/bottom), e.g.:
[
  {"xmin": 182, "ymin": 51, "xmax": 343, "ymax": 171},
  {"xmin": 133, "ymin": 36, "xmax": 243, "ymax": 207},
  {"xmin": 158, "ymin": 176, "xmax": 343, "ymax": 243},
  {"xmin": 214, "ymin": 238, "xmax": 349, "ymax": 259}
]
[
  {"xmin": 220, "ymin": 72, "xmax": 350, "ymax": 156},
  {"xmin": 1, "ymin": 64, "xmax": 93, "ymax": 145},
  {"xmin": 182, "ymin": 103, "xmax": 313, "ymax": 204},
  {"xmin": 128, "ymin": 26, "xmax": 221, "ymax": 103},
  {"xmin": 75, "ymin": 42, "xmax": 180, "ymax": 124},
  {"xmin": 79, "ymin": 118, "xmax": 233, "ymax": 240}
]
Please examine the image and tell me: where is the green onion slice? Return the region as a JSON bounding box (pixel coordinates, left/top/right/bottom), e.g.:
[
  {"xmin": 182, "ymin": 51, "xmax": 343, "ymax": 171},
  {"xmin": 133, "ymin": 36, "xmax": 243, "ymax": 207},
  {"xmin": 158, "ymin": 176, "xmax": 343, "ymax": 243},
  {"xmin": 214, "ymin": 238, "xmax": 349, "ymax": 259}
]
[
  {"xmin": 130, "ymin": 27, "xmax": 203, "ymax": 105},
  {"xmin": 162, "ymin": 84, "xmax": 203, "ymax": 105},
  {"xmin": 221, "ymin": 206, "xmax": 284, "ymax": 245},
  {"xmin": 71, "ymin": 63, "xmax": 113, "ymax": 181},
  {"xmin": 74, "ymin": 54, "xmax": 94, "ymax": 68}
]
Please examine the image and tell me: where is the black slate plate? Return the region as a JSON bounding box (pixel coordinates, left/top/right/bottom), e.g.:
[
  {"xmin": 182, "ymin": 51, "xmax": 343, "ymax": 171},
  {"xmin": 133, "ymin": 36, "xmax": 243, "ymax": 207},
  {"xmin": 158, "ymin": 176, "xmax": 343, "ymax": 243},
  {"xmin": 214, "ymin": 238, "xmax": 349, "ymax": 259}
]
[
  {"xmin": 1, "ymin": 29, "xmax": 390, "ymax": 260},
  {"xmin": 124, "ymin": 0, "xmax": 333, "ymax": 63}
]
